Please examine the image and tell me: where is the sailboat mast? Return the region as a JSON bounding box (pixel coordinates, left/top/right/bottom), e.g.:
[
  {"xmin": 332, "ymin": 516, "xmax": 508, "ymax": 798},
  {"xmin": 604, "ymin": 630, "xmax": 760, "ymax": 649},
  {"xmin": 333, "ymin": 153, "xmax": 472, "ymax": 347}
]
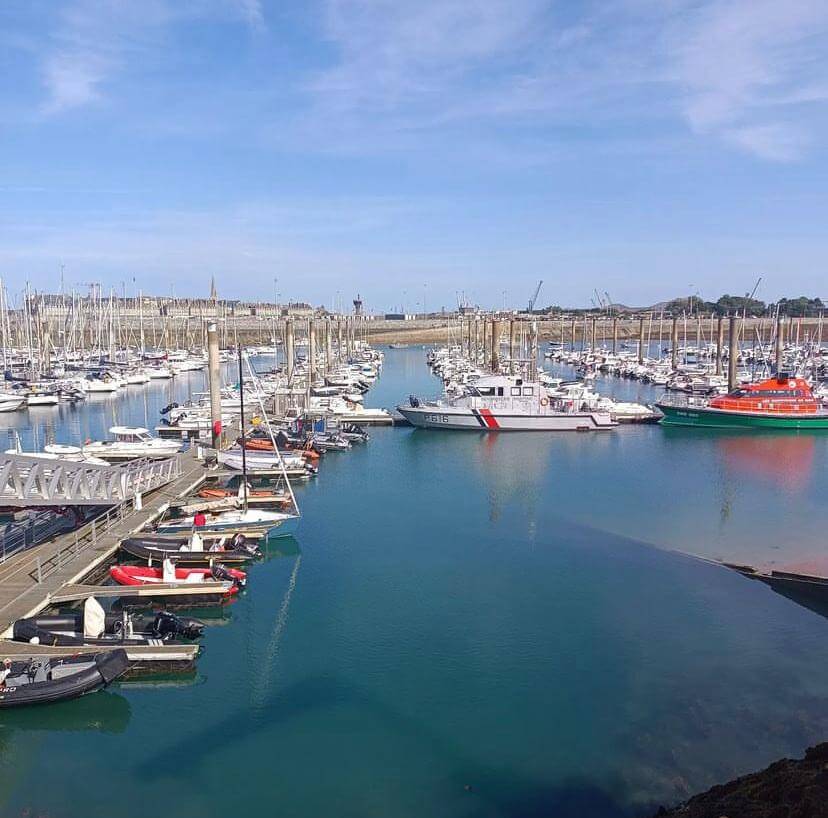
[
  {"xmin": 237, "ymin": 346, "xmax": 249, "ymax": 513},
  {"xmin": 139, "ymin": 289, "xmax": 145, "ymax": 357}
]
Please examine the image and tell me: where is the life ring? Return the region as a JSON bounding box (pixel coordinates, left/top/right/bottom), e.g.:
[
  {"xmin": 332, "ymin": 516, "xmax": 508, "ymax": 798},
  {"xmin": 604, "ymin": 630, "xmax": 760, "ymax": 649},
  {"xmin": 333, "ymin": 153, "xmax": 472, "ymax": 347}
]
[{"xmin": 540, "ymin": 397, "xmax": 549, "ymax": 407}]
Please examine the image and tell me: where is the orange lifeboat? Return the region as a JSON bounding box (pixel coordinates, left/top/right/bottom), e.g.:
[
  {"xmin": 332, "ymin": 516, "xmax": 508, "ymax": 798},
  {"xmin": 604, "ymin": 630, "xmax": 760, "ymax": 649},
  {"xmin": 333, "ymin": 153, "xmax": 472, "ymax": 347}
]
[{"xmin": 709, "ymin": 376, "xmax": 820, "ymax": 415}]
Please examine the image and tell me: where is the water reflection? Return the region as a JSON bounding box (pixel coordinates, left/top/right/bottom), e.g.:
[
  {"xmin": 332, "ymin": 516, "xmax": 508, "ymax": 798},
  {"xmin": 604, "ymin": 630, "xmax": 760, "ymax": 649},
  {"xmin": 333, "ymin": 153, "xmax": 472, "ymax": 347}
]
[
  {"xmin": 0, "ymin": 365, "xmax": 234, "ymax": 452},
  {"xmin": 718, "ymin": 434, "xmax": 816, "ymax": 492},
  {"xmin": 476, "ymin": 432, "xmax": 550, "ymax": 522}
]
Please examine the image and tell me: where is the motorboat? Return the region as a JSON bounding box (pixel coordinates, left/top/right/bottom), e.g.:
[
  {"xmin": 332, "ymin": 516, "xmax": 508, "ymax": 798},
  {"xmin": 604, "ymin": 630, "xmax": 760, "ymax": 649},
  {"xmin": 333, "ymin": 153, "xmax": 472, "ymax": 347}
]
[
  {"xmin": 0, "ymin": 392, "xmax": 25, "ymax": 412},
  {"xmin": 26, "ymin": 388, "xmax": 60, "ymax": 407},
  {"xmin": 219, "ymin": 447, "xmax": 316, "ymax": 475},
  {"xmin": 110, "ymin": 560, "xmax": 246, "ymax": 597},
  {"xmin": 42, "ymin": 444, "xmax": 111, "ymax": 466},
  {"xmin": 125, "ymin": 369, "xmax": 151, "ymax": 385},
  {"xmin": 339, "ymin": 423, "xmax": 370, "ymax": 443},
  {"xmin": 155, "ymin": 508, "xmax": 299, "ymax": 538},
  {"xmin": 312, "ymin": 432, "xmax": 351, "ymax": 452},
  {"xmin": 147, "ymin": 366, "xmax": 173, "ymax": 379},
  {"xmin": 0, "ymin": 649, "xmax": 129, "ymax": 708},
  {"xmin": 4, "ymin": 441, "xmax": 110, "ymax": 467},
  {"xmin": 120, "ymin": 531, "xmax": 262, "ymax": 564},
  {"xmin": 544, "ymin": 381, "xmax": 659, "ymax": 424},
  {"xmin": 78, "ymin": 374, "xmax": 119, "ymax": 393},
  {"xmin": 309, "ymin": 396, "xmax": 392, "ymax": 424},
  {"xmin": 82, "ymin": 427, "xmax": 181, "ymax": 461},
  {"xmin": 397, "ymin": 374, "xmax": 617, "ymax": 431},
  {"xmin": 657, "ymin": 375, "xmax": 828, "ymax": 429},
  {"xmin": 12, "ymin": 598, "xmax": 204, "ymax": 647}
]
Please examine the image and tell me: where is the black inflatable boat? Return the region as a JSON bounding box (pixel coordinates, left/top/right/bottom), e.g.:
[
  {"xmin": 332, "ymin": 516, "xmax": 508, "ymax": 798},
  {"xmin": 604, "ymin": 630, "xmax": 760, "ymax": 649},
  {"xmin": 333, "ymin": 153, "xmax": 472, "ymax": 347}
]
[
  {"xmin": 120, "ymin": 534, "xmax": 261, "ymax": 565},
  {"xmin": 13, "ymin": 605, "xmax": 204, "ymax": 647},
  {"xmin": 0, "ymin": 649, "xmax": 129, "ymax": 708}
]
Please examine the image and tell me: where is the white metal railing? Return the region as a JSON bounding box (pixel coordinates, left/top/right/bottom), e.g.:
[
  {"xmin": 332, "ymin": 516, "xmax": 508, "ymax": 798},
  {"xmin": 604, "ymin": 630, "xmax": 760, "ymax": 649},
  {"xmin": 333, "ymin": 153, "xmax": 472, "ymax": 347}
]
[
  {"xmin": 24, "ymin": 497, "xmax": 135, "ymax": 582},
  {"xmin": 655, "ymin": 393, "xmax": 713, "ymax": 409},
  {"xmin": 0, "ymin": 453, "xmax": 182, "ymax": 507}
]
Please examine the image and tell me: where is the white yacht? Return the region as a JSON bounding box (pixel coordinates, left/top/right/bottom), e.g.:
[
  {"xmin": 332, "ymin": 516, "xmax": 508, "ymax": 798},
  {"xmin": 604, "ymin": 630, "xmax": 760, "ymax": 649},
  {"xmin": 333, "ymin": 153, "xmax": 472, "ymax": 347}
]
[
  {"xmin": 26, "ymin": 388, "xmax": 60, "ymax": 406},
  {"xmin": 309, "ymin": 396, "xmax": 392, "ymax": 424},
  {"xmin": 147, "ymin": 366, "xmax": 174, "ymax": 379},
  {"xmin": 82, "ymin": 427, "xmax": 181, "ymax": 461},
  {"xmin": 78, "ymin": 374, "xmax": 120, "ymax": 393},
  {"xmin": 125, "ymin": 369, "xmax": 151, "ymax": 385},
  {"xmin": 397, "ymin": 374, "xmax": 616, "ymax": 431},
  {"xmin": 0, "ymin": 392, "xmax": 25, "ymax": 412},
  {"xmin": 219, "ymin": 447, "xmax": 312, "ymax": 473},
  {"xmin": 4, "ymin": 441, "xmax": 109, "ymax": 466}
]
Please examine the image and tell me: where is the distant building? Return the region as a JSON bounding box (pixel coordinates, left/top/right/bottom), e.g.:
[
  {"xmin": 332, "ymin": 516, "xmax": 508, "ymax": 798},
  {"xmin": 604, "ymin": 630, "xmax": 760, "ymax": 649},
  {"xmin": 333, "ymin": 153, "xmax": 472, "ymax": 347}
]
[{"xmin": 384, "ymin": 313, "xmax": 416, "ymax": 321}]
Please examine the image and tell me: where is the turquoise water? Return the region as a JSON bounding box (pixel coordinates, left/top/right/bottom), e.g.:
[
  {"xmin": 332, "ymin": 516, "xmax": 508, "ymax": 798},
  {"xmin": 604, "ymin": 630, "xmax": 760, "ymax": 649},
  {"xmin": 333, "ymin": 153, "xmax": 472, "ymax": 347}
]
[{"xmin": 2, "ymin": 348, "xmax": 828, "ymax": 817}]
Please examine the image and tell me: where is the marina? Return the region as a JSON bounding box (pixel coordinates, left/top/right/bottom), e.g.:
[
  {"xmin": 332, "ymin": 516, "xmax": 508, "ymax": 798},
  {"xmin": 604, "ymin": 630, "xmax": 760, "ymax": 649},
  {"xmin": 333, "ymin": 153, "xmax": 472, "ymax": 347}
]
[
  {"xmin": 4, "ymin": 3, "xmax": 828, "ymax": 812},
  {"xmin": 2, "ymin": 332, "xmax": 828, "ymax": 815}
]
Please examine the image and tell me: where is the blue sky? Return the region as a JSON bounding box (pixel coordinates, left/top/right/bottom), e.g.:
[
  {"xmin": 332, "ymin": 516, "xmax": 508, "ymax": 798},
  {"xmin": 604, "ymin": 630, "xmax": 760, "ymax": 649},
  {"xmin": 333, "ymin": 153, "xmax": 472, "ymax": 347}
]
[{"xmin": 1, "ymin": 0, "xmax": 827, "ymax": 312}]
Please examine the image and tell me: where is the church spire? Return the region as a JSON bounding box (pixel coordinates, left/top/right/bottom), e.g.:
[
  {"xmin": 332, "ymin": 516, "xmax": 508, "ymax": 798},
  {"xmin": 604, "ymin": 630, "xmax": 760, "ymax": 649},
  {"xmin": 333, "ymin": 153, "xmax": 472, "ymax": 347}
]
[{"xmin": 209, "ymin": 275, "xmax": 217, "ymax": 301}]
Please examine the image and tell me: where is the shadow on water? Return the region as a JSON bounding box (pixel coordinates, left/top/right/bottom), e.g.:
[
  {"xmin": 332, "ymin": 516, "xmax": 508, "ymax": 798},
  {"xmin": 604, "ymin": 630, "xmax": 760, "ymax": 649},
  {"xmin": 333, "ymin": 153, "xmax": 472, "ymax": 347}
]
[
  {"xmin": 137, "ymin": 674, "xmax": 642, "ymax": 818},
  {"xmin": 261, "ymin": 534, "xmax": 302, "ymax": 559},
  {"xmin": 731, "ymin": 569, "xmax": 828, "ymax": 622},
  {"xmin": 0, "ymin": 690, "xmax": 131, "ymax": 735},
  {"xmin": 768, "ymin": 585, "xmax": 828, "ymax": 620}
]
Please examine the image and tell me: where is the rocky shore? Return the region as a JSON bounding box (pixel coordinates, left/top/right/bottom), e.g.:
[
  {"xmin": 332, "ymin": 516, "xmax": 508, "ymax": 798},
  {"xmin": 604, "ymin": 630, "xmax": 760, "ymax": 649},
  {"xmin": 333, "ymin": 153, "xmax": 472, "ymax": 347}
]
[{"xmin": 653, "ymin": 743, "xmax": 828, "ymax": 818}]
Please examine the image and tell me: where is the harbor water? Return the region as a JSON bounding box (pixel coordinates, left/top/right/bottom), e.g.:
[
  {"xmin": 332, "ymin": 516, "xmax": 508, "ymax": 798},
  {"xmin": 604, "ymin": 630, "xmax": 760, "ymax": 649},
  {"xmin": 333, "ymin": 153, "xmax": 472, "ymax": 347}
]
[{"xmin": 3, "ymin": 347, "xmax": 828, "ymax": 817}]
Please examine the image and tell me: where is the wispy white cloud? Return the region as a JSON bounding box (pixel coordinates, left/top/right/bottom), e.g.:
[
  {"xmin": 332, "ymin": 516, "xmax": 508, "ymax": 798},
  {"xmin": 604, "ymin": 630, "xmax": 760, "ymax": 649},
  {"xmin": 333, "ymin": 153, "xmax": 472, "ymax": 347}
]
[
  {"xmin": 23, "ymin": 0, "xmax": 828, "ymax": 160},
  {"xmin": 319, "ymin": 0, "xmax": 545, "ymax": 98},
  {"xmin": 42, "ymin": 51, "xmax": 111, "ymax": 113},
  {"xmin": 234, "ymin": 0, "xmax": 265, "ymax": 31},
  {"xmin": 670, "ymin": 0, "xmax": 828, "ymax": 159},
  {"xmin": 40, "ymin": 0, "xmax": 266, "ymax": 115},
  {"xmin": 723, "ymin": 123, "xmax": 812, "ymax": 163},
  {"xmin": 303, "ymin": 0, "xmax": 828, "ymax": 162}
]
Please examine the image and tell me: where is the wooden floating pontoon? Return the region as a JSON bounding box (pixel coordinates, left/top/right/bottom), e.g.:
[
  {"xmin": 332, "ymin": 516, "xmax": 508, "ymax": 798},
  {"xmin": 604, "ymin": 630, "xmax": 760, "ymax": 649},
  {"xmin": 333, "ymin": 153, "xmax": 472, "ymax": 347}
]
[
  {"xmin": 48, "ymin": 582, "xmax": 231, "ymax": 604},
  {"xmin": 0, "ymin": 639, "xmax": 200, "ymax": 671}
]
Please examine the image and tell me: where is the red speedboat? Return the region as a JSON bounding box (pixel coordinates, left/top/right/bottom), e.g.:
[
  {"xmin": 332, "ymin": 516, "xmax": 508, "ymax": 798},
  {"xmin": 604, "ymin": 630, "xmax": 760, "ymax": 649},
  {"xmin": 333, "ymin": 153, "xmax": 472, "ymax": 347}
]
[{"xmin": 110, "ymin": 563, "xmax": 247, "ymax": 596}]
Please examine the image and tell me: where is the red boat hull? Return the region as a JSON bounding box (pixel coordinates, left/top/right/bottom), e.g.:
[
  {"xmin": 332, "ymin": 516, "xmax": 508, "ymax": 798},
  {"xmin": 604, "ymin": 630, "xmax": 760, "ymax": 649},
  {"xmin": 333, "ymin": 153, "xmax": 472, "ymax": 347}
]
[{"xmin": 109, "ymin": 565, "xmax": 246, "ymax": 596}]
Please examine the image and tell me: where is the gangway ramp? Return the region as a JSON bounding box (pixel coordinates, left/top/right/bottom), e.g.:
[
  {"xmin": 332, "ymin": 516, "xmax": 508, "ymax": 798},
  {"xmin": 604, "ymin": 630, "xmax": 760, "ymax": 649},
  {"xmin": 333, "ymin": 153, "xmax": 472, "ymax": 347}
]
[{"xmin": 0, "ymin": 453, "xmax": 182, "ymax": 507}]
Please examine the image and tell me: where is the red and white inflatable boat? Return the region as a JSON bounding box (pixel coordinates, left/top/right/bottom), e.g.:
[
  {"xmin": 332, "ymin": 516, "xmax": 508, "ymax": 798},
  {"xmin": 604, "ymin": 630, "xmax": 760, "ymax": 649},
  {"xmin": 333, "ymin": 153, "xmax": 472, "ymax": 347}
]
[{"xmin": 110, "ymin": 561, "xmax": 247, "ymax": 596}]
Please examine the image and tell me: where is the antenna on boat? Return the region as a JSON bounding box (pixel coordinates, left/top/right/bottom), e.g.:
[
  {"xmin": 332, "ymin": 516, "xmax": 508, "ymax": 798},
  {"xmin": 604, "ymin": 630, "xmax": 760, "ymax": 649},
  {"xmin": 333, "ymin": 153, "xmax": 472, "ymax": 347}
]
[{"xmin": 237, "ymin": 345, "xmax": 249, "ymax": 514}]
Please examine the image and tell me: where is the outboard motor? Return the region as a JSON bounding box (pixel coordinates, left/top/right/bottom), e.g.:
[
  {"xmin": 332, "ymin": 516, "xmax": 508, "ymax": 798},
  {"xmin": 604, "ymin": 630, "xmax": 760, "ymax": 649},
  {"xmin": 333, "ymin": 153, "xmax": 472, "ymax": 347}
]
[
  {"xmin": 211, "ymin": 563, "xmax": 246, "ymax": 588},
  {"xmin": 231, "ymin": 533, "xmax": 260, "ymax": 557},
  {"xmin": 151, "ymin": 611, "xmax": 204, "ymax": 640}
]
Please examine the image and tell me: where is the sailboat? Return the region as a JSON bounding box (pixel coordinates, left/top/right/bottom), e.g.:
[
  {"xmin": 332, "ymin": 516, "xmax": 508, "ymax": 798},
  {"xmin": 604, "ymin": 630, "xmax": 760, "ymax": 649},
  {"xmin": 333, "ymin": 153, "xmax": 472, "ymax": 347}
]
[{"xmin": 157, "ymin": 347, "xmax": 301, "ymax": 539}]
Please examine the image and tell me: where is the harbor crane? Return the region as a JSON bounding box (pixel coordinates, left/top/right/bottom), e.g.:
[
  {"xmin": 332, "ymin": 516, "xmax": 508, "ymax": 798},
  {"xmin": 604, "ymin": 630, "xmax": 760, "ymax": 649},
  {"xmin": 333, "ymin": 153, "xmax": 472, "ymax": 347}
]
[{"xmin": 528, "ymin": 280, "xmax": 543, "ymax": 313}]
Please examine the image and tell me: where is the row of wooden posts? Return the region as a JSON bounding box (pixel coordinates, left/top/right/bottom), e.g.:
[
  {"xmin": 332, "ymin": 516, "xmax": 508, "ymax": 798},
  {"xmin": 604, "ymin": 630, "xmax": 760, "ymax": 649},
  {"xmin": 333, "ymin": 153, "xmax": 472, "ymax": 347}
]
[
  {"xmin": 459, "ymin": 314, "xmax": 789, "ymax": 391},
  {"xmin": 204, "ymin": 316, "xmax": 365, "ymax": 448}
]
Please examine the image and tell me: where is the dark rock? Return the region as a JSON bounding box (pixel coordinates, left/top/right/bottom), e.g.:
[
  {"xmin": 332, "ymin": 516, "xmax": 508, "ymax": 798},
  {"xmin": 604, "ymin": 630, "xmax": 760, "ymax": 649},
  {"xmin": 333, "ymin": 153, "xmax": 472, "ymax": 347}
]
[{"xmin": 653, "ymin": 743, "xmax": 828, "ymax": 817}]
